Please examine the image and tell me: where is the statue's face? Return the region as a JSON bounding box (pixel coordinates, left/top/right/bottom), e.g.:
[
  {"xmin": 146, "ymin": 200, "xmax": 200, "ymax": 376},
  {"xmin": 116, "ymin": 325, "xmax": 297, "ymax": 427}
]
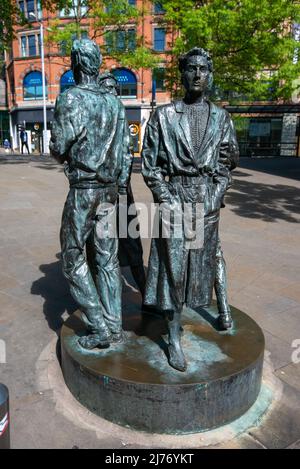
[
  {"xmin": 100, "ymin": 78, "xmax": 118, "ymax": 95},
  {"xmin": 182, "ymin": 55, "xmax": 211, "ymax": 95}
]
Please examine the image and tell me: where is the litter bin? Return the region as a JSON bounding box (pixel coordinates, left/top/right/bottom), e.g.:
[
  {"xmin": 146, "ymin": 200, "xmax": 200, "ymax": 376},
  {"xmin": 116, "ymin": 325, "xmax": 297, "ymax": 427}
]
[{"xmin": 0, "ymin": 384, "xmax": 10, "ymax": 449}]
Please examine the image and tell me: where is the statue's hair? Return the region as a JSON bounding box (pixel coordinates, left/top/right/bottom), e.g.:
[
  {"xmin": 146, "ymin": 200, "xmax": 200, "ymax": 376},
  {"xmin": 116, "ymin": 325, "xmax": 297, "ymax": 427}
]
[
  {"xmin": 178, "ymin": 47, "xmax": 213, "ymax": 73},
  {"xmin": 98, "ymin": 72, "xmax": 118, "ymax": 84},
  {"xmin": 71, "ymin": 39, "xmax": 102, "ymax": 76}
]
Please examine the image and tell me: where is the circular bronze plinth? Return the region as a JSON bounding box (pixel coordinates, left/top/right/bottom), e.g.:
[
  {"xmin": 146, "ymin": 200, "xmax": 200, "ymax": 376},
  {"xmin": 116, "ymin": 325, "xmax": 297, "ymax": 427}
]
[{"xmin": 61, "ymin": 304, "xmax": 265, "ymax": 434}]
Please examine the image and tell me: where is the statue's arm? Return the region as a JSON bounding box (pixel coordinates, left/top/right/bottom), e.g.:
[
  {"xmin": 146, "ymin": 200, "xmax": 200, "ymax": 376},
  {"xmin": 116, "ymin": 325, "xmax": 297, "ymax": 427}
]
[
  {"xmin": 214, "ymin": 112, "xmax": 240, "ymax": 189},
  {"xmin": 219, "ymin": 112, "xmax": 239, "ymax": 172},
  {"xmin": 118, "ymin": 106, "xmax": 134, "ymax": 194},
  {"xmin": 208, "ymin": 113, "xmax": 239, "ymax": 213},
  {"xmin": 141, "ymin": 112, "xmax": 171, "ymax": 203},
  {"xmin": 50, "ymin": 93, "xmax": 77, "ymax": 164}
]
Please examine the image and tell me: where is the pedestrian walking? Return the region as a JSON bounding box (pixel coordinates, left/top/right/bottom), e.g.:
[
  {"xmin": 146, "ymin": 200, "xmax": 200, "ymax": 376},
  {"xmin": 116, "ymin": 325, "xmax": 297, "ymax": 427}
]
[{"xmin": 20, "ymin": 130, "xmax": 30, "ymax": 154}]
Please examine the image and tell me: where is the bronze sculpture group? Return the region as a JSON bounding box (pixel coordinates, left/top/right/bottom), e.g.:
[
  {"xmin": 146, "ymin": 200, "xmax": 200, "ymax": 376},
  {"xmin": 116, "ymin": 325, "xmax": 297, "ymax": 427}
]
[{"xmin": 50, "ymin": 39, "xmax": 239, "ymax": 372}]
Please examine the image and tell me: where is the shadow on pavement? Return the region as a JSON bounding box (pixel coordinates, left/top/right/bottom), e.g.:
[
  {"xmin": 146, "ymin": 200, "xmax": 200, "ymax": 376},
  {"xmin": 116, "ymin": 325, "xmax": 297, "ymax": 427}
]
[
  {"xmin": 0, "ymin": 160, "xmax": 28, "ymax": 165},
  {"xmin": 239, "ymin": 157, "xmax": 300, "ymax": 181},
  {"xmin": 33, "ymin": 165, "xmax": 64, "ymax": 172},
  {"xmin": 31, "ymin": 257, "xmax": 77, "ymax": 337},
  {"xmin": 227, "ymin": 174, "xmax": 300, "ymax": 223},
  {"xmin": 31, "ymin": 257, "xmax": 145, "ymax": 339}
]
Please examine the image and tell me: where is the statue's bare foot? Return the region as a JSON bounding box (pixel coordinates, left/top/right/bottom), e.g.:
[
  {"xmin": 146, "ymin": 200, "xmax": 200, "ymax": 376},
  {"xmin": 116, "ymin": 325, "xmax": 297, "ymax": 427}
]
[
  {"xmin": 218, "ymin": 311, "xmax": 233, "ymax": 330},
  {"xmin": 168, "ymin": 344, "xmax": 187, "ymax": 372},
  {"xmin": 79, "ymin": 331, "xmax": 112, "ymax": 349}
]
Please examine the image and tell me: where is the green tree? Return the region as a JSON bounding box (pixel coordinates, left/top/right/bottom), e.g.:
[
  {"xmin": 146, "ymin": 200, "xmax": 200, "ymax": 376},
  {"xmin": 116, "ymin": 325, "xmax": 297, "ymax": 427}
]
[
  {"xmin": 0, "ymin": 1, "xmax": 24, "ymax": 54},
  {"xmin": 46, "ymin": 0, "xmax": 159, "ymax": 70},
  {"xmin": 161, "ymin": 0, "xmax": 300, "ymax": 101},
  {"xmin": 0, "ymin": 0, "xmax": 62, "ymax": 56}
]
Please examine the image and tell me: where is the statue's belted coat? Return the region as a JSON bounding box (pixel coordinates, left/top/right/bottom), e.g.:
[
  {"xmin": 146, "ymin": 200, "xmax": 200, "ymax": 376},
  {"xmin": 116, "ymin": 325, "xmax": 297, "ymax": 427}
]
[{"xmin": 142, "ymin": 100, "xmax": 239, "ymax": 311}]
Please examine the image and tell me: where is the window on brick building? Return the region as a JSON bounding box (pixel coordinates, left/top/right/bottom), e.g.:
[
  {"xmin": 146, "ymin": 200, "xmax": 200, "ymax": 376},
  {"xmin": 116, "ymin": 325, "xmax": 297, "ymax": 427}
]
[
  {"xmin": 154, "ymin": 2, "xmax": 165, "ymax": 14},
  {"xmin": 23, "ymin": 71, "xmax": 48, "ymax": 100},
  {"xmin": 154, "ymin": 28, "xmax": 166, "ymax": 51},
  {"xmin": 60, "ymin": 0, "xmax": 88, "ymax": 18},
  {"xmin": 19, "ymin": 0, "xmax": 42, "ymax": 20},
  {"xmin": 60, "ymin": 30, "xmax": 88, "ymax": 55},
  {"xmin": 106, "ymin": 0, "xmax": 136, "ymax": 13},
  {"xmin": 111, "ymin": 68, "xmax": 137, "ymax": 98},
  {"xmin": 105, "ymin": 29, "xmax": 136, "ymax": 53},
  {"xmin": 153, "ymin": 67, "xmax": 166, "ymax": 91},
  {"xmin": 20, "ymin": 33, "xmax": 41, "ymax": 57},
  {"xmin": 60, "ymin": 70, "xmax": 76, "ymax": 93}
]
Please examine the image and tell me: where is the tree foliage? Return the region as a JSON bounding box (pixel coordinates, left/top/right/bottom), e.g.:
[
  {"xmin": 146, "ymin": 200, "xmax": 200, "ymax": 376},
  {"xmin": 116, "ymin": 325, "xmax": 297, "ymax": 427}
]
[
  {"xmin": 0, "ymin": 0, "xmax": 58, "ymax": 55},
  {"xmin": 0, "ymin": 0, "xmax": 24, "ymax": 54},
  {"xmin": 46, "ymin": 0, "xmax": 159, "ymax": 70},
  {"xmin": 161, "ymin": 0, "xmax": 300, "ymax": 101}
]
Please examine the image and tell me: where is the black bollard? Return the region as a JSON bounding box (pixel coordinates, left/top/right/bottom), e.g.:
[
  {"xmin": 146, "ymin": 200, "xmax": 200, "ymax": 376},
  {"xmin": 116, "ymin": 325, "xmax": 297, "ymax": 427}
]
[{"xmin": 0, "ymin": 384, "xmax": 10, "ymax": 449}]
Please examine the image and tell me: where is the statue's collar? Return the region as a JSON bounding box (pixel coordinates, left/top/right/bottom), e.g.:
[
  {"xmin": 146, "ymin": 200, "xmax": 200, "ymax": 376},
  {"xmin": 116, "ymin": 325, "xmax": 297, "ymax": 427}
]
[
  {"xmin": 174, "ymin": 99, "xmax": 216, "ymax": 114},
  {"xmin": 76, "ymin": 84, "xmax": 99, "ymax": 93}
]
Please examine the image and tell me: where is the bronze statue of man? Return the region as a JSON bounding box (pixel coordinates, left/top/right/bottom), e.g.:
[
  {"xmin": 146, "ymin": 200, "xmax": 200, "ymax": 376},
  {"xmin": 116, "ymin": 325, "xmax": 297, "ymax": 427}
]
[
  {"xmin": 98, "ymin": 71, "xmax": 119, "ymax": 96},
  {"xmin": 142, "ymin": 47, "xmax": 239, "ymax": 372},
  {"xmin": 50, "ymin": 39, "xmax": 132, "ymax": 349},
  {"xmin": 97, "ymin": 71, "xmax": 147, "ymax": 297}
]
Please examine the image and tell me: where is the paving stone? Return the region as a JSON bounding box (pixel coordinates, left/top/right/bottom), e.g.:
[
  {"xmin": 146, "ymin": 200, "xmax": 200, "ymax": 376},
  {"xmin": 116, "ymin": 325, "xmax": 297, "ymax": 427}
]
[
  {"xmin": 263, "ymin": 331, "xmax": 294, "ymax": 371},
  {"xmin": 1, "ymin": 158, "xmax": 300, "ymax": 448},
  {"xmin": 287, "ymin": 439, "xmax": 300, "ymax": 449},
  {"xmin": 210, "ymin": 434, "xmax": 266, "ymax": 449},
  {"xmin": 249, "ymin": 381, "xmax": 300, "ymax": 449},
  {"xmin": 275, "ymin": 363, "xmax": 300, "ymax": 392}
]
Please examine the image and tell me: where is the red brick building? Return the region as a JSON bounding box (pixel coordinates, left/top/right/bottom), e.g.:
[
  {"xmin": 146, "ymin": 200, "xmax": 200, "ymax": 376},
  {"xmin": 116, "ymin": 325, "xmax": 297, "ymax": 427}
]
[
  {"xmin": 5, "ymin": 0, "xmax": 172, "ymax": 154},
  {"xmin": 4, "ymin": 1, "xmax": 300, "ymax": 156}
]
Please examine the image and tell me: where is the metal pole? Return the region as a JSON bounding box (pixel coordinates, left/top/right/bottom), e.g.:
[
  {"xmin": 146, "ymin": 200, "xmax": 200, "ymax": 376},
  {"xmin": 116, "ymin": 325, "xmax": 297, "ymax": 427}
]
[
  {"xmin": 150, "ymin": 78, "xmax": 156, "ymax": 117},
  {"xmin": 40, "ymin": 22, "xmax": 48, "ymax": 154},
  {"xmin": 0, "ymin": 384, "xmax": 10, "ymax": 449}
]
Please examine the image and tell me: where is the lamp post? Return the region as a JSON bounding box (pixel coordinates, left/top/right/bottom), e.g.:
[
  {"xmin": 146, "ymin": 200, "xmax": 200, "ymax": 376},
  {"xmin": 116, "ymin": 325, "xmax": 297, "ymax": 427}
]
[
  {"xmin": 29, "ymin": 12, "xmax": 48, "ymax": 154},
  {"xmin": 150, "ymin": 78, "xmax": 156, "ymax": 117}
]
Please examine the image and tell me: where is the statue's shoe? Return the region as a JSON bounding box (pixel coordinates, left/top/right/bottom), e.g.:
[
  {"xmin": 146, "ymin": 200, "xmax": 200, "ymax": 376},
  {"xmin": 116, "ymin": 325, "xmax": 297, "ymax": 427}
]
[
  {"xmin": 79, "ymin": 331, "xmax": 112, "ymax": 349},
  {"xmin": 168, "ymin": 344, "xmax": 187, "ymax": 372},
  {"xmin": 110, "ymin": 330, "xmax": 127, "ymax": 344},
  {"xmin": 218, "ymin": 311, "xmax": 233, "ymax": 330}
]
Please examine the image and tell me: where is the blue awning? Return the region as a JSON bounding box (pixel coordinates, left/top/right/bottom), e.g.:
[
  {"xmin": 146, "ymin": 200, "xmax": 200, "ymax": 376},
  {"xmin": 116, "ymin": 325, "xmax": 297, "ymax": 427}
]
[{"xmin": 112, "ymin": 69, "xmax": 136, "ymax": 84}]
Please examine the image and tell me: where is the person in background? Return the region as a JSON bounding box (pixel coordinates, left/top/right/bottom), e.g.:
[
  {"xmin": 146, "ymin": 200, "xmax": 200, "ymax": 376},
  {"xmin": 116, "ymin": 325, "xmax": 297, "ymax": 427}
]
[
  {"xmin": 3, "ymin": 139, "xmax": 11, "ymax": 153},
  {"xmin": 20, "ymin": 129, "xmax": 30, "ymax": 154}
]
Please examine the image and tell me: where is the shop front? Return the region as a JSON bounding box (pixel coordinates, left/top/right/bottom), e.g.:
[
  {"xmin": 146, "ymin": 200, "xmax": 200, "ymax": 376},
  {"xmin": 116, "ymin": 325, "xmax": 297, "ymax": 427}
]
[
  {"xmin": 227, "ymin": 104, "xmax": 300, "ymax": 157},
  {"xmin": 10, "ymin": 107, "xmax": 54, "ymax": 152},
  {"xmin": 0, "ymin": 111, "xmax": 10, "ymax": 146},
  {"xmin": 232, "ymin": 116, "xmax": 283, "ymax": 157}
]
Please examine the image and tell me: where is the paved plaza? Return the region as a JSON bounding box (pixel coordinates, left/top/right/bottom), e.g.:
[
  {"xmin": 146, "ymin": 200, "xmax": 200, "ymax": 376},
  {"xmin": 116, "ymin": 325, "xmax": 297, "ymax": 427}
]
[{"xmin": 0, "ymin": 155, "xmax": 300, "ymax": 449}]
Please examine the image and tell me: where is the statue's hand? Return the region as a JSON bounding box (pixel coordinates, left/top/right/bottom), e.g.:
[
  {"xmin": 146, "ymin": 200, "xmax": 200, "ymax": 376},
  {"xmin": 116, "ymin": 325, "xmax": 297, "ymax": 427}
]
[{"xmin": 205, "ymin": 176, "xmax": 228, "ymax": 215}]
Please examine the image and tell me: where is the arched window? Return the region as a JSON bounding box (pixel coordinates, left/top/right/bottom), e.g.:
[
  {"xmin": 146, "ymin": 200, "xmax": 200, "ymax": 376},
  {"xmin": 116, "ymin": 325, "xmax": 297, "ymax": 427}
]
[
  {"xmin": 23, "ymin": 71, "xmax": 47, "ymax": 100},
  {"xmin": 60, "ymin": 70, "xmax": 75, "ymax": 93},
  {"xmin": 111, "ymin": 68, "xmax": 137, "ymax": 98}
]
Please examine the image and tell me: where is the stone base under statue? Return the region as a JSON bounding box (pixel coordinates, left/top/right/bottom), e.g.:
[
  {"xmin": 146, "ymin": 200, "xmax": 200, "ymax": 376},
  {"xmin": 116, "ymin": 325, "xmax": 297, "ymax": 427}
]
[{"xmin": 60, "ymin": 303, "xmax": 264, "ymax": 434}]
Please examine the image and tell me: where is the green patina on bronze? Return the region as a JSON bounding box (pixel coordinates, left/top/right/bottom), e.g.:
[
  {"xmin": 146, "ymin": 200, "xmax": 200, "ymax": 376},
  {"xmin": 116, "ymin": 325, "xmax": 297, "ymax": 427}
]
[
  {"xmin": 50, "ymin": 39, "xmax": 133, "ymax": 348},
  {"xmin": 142, "ymin": 47, "xmax": 240, "ymax": 372},
  {"xmin": 60, "ymin": 304, "xmax": 265, "ymax": 433}
]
